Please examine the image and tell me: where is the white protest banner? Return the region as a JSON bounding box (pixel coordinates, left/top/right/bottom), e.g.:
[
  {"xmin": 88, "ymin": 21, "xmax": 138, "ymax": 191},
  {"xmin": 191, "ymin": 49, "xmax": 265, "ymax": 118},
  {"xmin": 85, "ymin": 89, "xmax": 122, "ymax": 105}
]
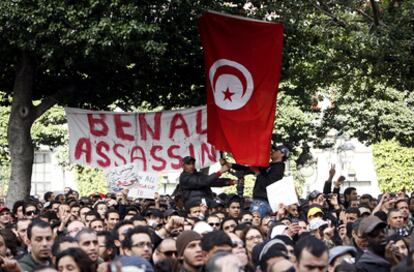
[
  {"xmin": 65, "ymin": 106, "xmax": 218, "ymax": 171},
  {"xmin": 266, "ymin": 176, "xmax": 298, "ymax": 213},
  {"xmin": 105, "ymin": 163, "xmax": 159, "ymax": 199}
]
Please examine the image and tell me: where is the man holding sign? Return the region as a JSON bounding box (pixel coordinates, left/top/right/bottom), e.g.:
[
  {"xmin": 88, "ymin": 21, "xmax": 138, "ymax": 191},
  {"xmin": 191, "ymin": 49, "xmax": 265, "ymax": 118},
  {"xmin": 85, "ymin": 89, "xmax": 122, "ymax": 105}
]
[
  {"xmin": 178, "ymin": 156, "xmax": 236, "ymax": 207},
  {"xmin": 225, "ymin": 144, "xmax": 289, "ymax": 217}
]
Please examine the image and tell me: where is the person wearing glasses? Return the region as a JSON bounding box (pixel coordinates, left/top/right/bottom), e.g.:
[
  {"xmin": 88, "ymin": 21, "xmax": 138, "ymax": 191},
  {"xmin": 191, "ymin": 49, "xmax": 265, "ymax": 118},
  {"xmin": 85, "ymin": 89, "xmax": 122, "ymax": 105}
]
[
  {"xmin": 178, "ymin": 156, "xmax": 235, "ymax": 207},
  {"xmin": 23, "ymin": 202, "xmax": 39, "ymax": 220},
  {"xmin": 206, "ymin": 215, "xmax": 221, "ymax": 231},
  {"xmin": 152, "ymin": 238, "xmax": 177, "ymax": 265},
  {"xmin": 241, "ymin": 226, "xmax": 264, "ymax": 262},
  {"xmin": 122, "ymin": 226, "xmax": 154, "ymax": 262}
]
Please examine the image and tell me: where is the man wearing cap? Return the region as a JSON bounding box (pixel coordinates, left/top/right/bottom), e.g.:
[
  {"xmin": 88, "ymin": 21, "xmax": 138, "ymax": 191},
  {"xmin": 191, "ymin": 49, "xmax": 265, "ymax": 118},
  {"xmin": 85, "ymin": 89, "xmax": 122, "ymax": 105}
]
[
  {"xmin": 355, "ymin": 215, "xmax": 397, "ymax": 271},
  {"xmin": 307, "ymin": 206, "xmax": 324, "ymax": 221},
  {"xmin": 176, "ymin": 230, "xmax": 204, "ymax": 272},
  {"xmin": 178, "ymin": 156, "xmax": 234, "ymax": 206},
  {"xmin": 227, "ymin": 144, "xmax": 289, "ymax": 217},
  {"xmin": 328, "ymin": 246, "xmax": 357, "ymax": 272}
]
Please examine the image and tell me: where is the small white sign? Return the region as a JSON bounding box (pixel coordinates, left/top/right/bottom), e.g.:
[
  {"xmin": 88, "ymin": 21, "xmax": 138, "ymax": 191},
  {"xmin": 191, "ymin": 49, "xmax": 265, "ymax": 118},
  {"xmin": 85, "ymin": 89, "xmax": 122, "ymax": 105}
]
[
  {"xmin": 105, "ymin": 163, "xmax": 159, "ymax": 199},
  {"xmin": 266, "ymin": 176, "xmax": 298, "ymax": 212}
]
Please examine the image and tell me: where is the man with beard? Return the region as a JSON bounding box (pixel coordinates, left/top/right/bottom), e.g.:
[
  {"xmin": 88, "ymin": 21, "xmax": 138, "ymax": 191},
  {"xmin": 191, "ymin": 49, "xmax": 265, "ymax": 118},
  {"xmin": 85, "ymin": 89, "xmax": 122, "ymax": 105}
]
[
  {"xmin": 18, "ymin": 220, "xmax": 53, "ymax": 271},
  {"xmin": 176, "ymin": 230, "xmax": 203, "ymax": 272},
  {"xmin": 356, "ymin": 215, "xmax": 398, "ymax": 272},
  {"xmin": 122, "ymin": 226, "xmax": 154, "ymax": 261}
]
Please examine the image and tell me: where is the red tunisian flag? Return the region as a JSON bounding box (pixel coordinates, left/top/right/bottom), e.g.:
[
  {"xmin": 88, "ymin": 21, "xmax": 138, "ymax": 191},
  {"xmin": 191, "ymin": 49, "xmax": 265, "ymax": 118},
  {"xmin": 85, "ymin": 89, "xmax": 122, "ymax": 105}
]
[{"xmin": 199, "ymin": 11, "xmax": 284, "ymax": 167}]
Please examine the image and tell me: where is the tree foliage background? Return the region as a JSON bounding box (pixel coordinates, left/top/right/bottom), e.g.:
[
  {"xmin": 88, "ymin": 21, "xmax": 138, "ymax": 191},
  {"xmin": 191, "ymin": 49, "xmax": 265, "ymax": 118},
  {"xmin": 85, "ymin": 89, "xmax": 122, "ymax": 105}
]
[{"xmin": 373, "ymin": 139, "xmax": 414, "ymax": 192}]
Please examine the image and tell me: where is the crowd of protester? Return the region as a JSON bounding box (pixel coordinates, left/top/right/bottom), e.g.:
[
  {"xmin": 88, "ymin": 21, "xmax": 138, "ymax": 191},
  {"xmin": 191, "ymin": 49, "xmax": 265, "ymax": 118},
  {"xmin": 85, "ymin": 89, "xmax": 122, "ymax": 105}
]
[{"xmin": 1, "ymin": 146, "xmax": 414, "ymax": 272}]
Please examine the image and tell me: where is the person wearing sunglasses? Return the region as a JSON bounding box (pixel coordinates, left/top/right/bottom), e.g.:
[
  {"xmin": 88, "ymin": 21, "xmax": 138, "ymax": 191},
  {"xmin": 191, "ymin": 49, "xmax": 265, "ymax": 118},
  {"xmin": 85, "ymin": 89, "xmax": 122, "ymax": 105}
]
[
  {"xmin": 24, "ymin": 203, "xmax": 39, "ymax": 220},
  {"xmin": 207, "ymin": 215, "xmax": 221, "ymax": 231},
  {"xmin": 152, "ymin": 238, "xmax": 177, "ymax": 265}
]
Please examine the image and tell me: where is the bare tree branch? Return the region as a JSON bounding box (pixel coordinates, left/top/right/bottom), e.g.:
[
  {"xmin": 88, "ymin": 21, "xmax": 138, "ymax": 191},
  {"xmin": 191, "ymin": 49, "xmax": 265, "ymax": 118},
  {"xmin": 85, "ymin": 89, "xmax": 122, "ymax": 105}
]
[
  {"xmin": 34, "ymin": 85, "xmax": 76, "ymax": 119},
  {"xmin": 355, "ymin": 8, "xmax": 374, "ymax": 23},
  {"xmin": 311, "ymin": 1, "xmax": 348, "ymax": 29},
  {"xmin": 369, "ymin": 0, "xmax": 381, "ymax": 27}
]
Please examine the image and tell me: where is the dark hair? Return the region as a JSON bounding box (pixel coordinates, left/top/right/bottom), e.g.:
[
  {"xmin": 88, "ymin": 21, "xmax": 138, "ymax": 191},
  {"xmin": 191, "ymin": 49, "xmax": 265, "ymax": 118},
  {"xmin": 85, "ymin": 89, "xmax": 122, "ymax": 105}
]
[
  {"xmin": 85, "ymin": 210, "xmax": 99, "ymax": 218},
  {"xmin": 201, "ymin": 231, "xmax": 233, "ymax": 252},
  {"xmin": 24, "ymin": 202, "xmax": 39, "ymax": 213},
  {"xmin": 294, "ymin": 236, "xmax": 328, "ymax": 262},
  {"xmin": 90, "ymin": 218, "xmax": 104, "ymax": 226},
  {"xmin": 111, "ymin": 220, "xmax": 134, "ymax": 241},
  {"xmin": 395, "ymin": 199, "xmax": 408, "ymax": 208},
  {"xmin": 205, "ymin": 251, "xmax": 231, "ymax": 272},
  {"xmin": 220, "ymin": 216, "xmax": 237, "ymax": 229},
  {"xmin": 55, "ymin": 248, "xmax": 95, "ymax": 272},
  {"xmin": 387, "ymin": 208, "xmax": 401, "ymax": 220},
  {"xmin": 44, "ymin": 191, "xmax": 54, "ymax": 202},
  {"xmin": 105, "ymin": 209, "xmax": 119, "ymax": 219},
  {"xmin": 125, "ymin": 207, "xmax": 139, "ymax": 215},
  {"xmin": 97, "ymin": 230, "xmax": 117, "ymax": 261},
  {"xmin": 360, "ymin": 194, "xmax": 373, "ymax": 201},
  {"xmin": 345, "ymin": 207, "xmax": 360, "ymax": 216},
  {"xmin": 12, "ymin": 200, "xmax": 26, "ymax": 215},
  {"xmin": 122, "ymin": 226, "xmax": 153, "ymax": 249},
  {"xmin": 131, "ymin": 214, "xmax": 146, "ymax": 222},
  {"xmin": 27, "ymin": 219, "xmax": 52, "ymax": 240},
  {"xmin": 39, "ymin": 210, "xmax": 58, "ymax": 222},
  {"xmin": 0, "ymin": 228, "xmax": 18, "ymax": 256},
  {"xmin": 240, "ymin": 226, "xmax": 263, "ymax": 244},
  {"xmin": 75, "ymin": 228, "xmax": 96, "ymax": 242},
  {"xmin": 241, "ymin": 211, "xmax": 253, "ymax": 217},
  {"xmin": 226, "ymin": 196, "xmax": 241, "ymax": 208},
  {"xmin": 344, "ymin": 187, "xmax": 356, "ymax": 197},
  {"xmin": 387, "ymin": 234, "xmax": 409, "ymax": 248},
  {"xmin": 260, "ymin": 241, "xmax": 288, "ymax": 271},
  {"xmin": 273, "ymin": 235, "xmax": 294, "ymax": 247},
  {"xmin": 69, "ymin": 202, "xmax": 80, "ymax": 209},
  {"xmin": 54, "ymin": 194, "xmax": 65, "ymax": 202},
  {"xmin": 80, "ymin": 206, "xmax": 91, "ymax": 213},
  {"xmin": 52, "ymin": 235, "xmax": 78, "ymax": 256},
  {"xmin": 185, "ymin": 199, "xmax": 201, "ymax": 214},
  {"xmin": 154, "ymin": 258, "xmax": 181, "ymax": 272},
  {"xmin": 234, "ymin": 222, "xmax": 250, "ymax": 233}
]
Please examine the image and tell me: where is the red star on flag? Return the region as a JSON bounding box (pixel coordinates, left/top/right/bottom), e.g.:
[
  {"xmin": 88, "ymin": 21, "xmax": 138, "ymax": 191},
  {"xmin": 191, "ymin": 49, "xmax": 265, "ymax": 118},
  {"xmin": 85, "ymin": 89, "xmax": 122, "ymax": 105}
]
[{"xmin": 222, "ymin": 88, "xmax": 235, "ymax": 101}]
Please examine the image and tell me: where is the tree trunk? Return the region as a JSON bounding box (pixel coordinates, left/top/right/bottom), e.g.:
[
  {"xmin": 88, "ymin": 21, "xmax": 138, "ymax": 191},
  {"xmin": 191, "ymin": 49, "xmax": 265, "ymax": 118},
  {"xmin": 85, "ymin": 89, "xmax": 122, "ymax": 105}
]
[{"xmin": 6, "ymin": 52, "xmax": 36, "ymax": 207}]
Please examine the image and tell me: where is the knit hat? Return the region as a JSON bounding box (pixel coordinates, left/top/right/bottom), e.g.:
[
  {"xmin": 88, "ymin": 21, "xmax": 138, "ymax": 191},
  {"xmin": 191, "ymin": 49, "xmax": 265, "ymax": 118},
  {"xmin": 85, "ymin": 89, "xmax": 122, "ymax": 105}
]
[{"xmin": 176, "ymin": 230, "xmax": 202, "ymax": 257}]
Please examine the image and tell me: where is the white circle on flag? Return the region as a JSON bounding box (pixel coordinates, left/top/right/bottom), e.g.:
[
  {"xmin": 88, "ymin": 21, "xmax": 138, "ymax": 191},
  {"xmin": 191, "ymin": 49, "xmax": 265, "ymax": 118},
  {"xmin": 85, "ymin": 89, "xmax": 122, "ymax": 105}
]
[{"xmin": 209, "ymin": 59, "xmax": 254, "ymax": 110}]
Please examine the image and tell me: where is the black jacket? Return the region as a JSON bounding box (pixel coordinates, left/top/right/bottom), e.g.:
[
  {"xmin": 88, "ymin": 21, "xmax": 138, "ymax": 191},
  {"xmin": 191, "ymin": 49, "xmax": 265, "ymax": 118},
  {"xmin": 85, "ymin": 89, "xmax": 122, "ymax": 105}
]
[
  {"xmin": 252, "ymin": 162, "xmax": 285, "ymax": 201},
  {"xmin": 232, "ymin": 161, "xmax": 285, "ymax": 202},
  {"xmin": 178, "ymin": 171, "xmax": 230, "ymax": 205},
  {"xmin": 356, "ymin": 250, "xmax": 391, "ymax": 272}
]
